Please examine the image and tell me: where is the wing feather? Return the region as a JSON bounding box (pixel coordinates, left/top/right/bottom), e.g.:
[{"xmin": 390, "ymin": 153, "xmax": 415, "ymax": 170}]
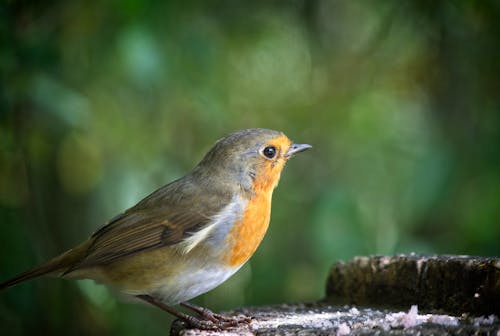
[{"xmin": 65, "ymin": 180, "xmax": 230, "ymax": 272}]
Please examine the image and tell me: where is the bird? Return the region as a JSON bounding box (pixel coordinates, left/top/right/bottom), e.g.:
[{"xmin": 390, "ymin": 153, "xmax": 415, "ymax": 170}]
[{"xmin": 0, "ymin": 128, "xmax": 311, "ymax": 330}]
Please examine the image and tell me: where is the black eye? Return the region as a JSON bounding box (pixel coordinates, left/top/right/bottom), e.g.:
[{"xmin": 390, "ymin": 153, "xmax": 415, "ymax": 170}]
[{"xmin": 262, "ymin": 146, "xmax": 277, "ymax": 159}]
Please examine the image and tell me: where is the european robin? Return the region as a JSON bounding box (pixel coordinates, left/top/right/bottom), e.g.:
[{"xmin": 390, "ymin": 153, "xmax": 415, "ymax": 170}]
[{"xmin": 0, "ymin": 128, "xmax": 311, "ymax": 330}]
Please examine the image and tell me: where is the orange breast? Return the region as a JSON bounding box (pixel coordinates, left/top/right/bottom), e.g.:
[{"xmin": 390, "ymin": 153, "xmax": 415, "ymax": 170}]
[{"xmin": 224, "ymin": 192, "xmax": 272, "ymax": 267}]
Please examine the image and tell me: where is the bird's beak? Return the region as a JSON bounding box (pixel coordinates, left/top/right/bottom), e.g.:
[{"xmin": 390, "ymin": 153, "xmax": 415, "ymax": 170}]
[{"xmin": 285, "ymin": 143, "xmax": 312, "ymax": 158}]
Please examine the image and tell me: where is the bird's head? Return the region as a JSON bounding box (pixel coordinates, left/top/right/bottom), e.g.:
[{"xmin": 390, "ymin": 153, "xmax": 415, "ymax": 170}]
[{"xmin": 195, "ymin": 128, "xmax": 311, "ymax": 195}]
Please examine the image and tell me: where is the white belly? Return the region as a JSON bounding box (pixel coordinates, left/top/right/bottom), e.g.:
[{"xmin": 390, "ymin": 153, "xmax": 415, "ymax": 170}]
[{"xmin": 152, "ymin": 262, "xmax": 242, "ymax": 304}]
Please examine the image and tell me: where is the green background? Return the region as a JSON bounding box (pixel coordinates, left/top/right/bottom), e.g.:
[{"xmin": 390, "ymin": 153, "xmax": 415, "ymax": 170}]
[{"xmin": 1, "ymin": 1, "xmax": 499, "ymax": 335}]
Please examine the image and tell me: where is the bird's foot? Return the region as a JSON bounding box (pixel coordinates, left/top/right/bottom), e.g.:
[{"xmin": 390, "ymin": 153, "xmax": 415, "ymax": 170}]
[
  {"xmin": 179, "ymin": 314, "xmax": 251, "ymax": 331},
  {"xmin": 181, "ymin": 301, "xmax": 252, "ymax": 328},
  {"xmin": 203, "ymin": 311, "xmax": 252, "ymax": 327}
]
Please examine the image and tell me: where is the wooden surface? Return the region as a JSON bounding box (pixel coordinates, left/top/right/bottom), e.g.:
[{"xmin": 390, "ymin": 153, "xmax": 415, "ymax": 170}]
[
  {"xmin": 171, "ymin": 303, "xmax": 499, "ymax": 335},
  {"xmin": 326, "ymin": 254, "xmax": 500, "ymax": 316}
]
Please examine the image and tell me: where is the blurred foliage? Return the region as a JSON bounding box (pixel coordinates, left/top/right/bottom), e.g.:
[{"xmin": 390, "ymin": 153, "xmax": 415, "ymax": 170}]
[{"xmin": 1, "ymin": 0, "xmax": 499, "ymax": 335}]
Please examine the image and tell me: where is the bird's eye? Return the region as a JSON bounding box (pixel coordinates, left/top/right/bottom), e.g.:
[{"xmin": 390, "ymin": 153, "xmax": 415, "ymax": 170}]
[{"xmin": 262, "ymin": 146, "xmax": 277, "ymax": 159}]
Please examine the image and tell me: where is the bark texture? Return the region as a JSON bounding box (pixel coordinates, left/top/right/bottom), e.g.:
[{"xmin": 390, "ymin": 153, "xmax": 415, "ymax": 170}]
[{"xmin": 326, "ymin": 254, "xmax": 500, "ymax": 316}]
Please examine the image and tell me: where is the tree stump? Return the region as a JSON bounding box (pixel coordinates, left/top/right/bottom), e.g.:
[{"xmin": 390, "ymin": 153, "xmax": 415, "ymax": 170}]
[
  {"xmin": 172, "ymin": 254, "xmax": 500, "ymax": 335},
  {"xmin": 326, "ymin": 254, "xmax": 499, "ymax": 316}
]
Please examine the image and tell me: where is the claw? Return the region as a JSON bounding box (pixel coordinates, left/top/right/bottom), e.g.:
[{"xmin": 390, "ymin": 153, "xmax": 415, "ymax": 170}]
[
  {"xmin": 180, "ymin": 301, "xmax": 252, "ymax": 329},
  {"xmin": 186, "ymin": 313, "xmax": 251, "ymax": 330}
]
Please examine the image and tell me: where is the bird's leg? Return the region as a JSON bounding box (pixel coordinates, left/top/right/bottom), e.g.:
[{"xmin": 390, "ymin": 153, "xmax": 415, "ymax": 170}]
[
  {"xmin": 181, "ymin": 301, "xmax": 252, "ymax": 325},
  {"xmin": 137, "ymin": 295, "xmax": 220, "ymax": 330}
]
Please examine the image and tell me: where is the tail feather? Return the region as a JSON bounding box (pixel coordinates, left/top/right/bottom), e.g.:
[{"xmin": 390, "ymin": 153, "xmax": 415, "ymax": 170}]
[
  {"xmin": 0, "ymin": 241, "xmax": 90, "ymax": 290},
  {"xmin": 0, "ymin": 263, "xmax": 61, "ymax": 290}
]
